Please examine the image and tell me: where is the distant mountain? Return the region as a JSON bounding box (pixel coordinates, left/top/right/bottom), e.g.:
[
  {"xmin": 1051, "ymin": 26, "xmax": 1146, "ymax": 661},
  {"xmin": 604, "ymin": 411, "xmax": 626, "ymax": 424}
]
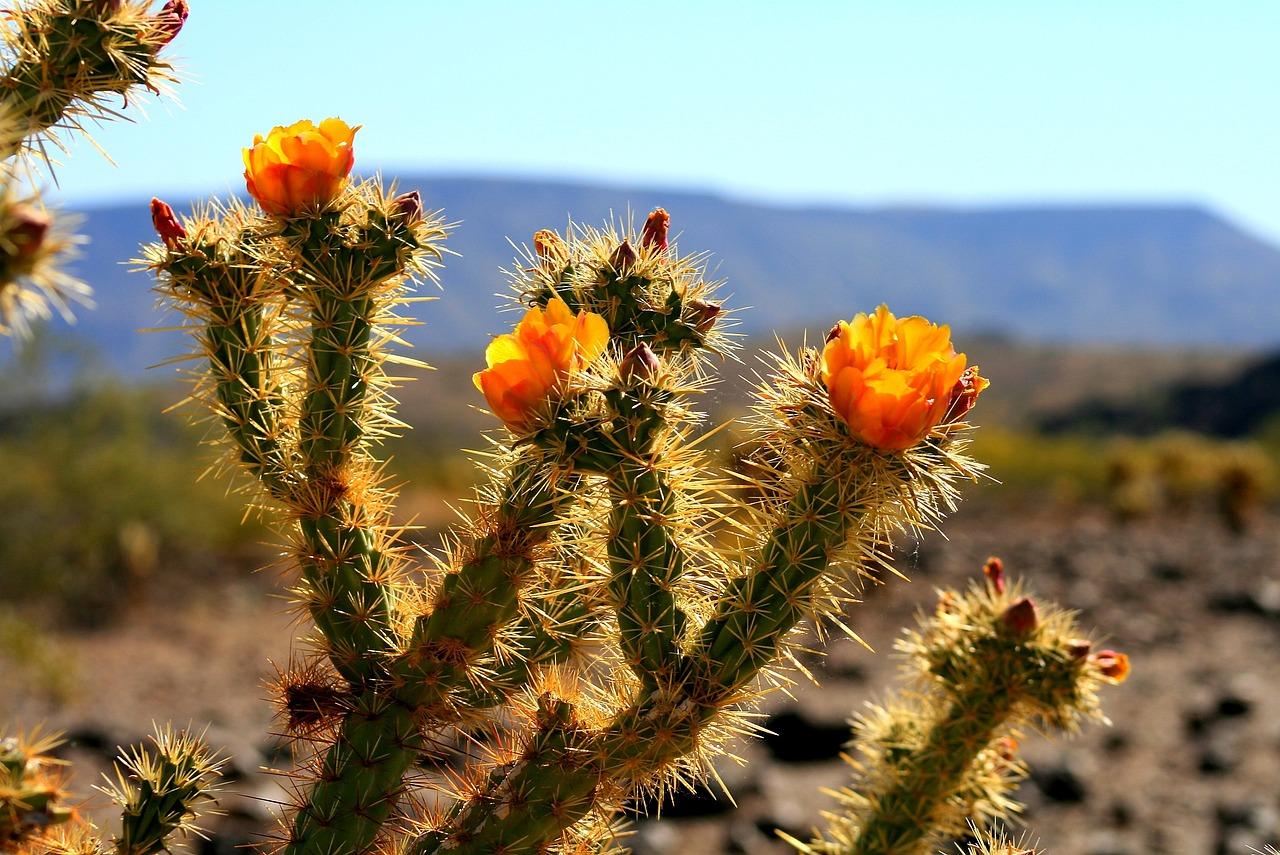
[{"xmin": 24, "ymin": 176, "xmax": 1280, "ymax": 376}]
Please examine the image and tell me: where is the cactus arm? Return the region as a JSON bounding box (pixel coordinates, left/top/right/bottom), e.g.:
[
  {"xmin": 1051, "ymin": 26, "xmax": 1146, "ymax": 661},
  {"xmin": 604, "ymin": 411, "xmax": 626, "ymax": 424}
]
[
  {"xmin": 606, "ymin": 458, "xmax": 688, "ymax": 681},
  {"xmin": 794, "ymin": 572, "xmax": 1125, "ymax": 855},
  {"xmin": 414, "ymin": 463, "xmax": 880, "ymax": 855},
  {"xmin": 834, "ymin": 693, "xmax": 1014, "ymax": 855},
  {"xmin": 107, "ymin": 728, "xmax": 223, "ymax": 855}
]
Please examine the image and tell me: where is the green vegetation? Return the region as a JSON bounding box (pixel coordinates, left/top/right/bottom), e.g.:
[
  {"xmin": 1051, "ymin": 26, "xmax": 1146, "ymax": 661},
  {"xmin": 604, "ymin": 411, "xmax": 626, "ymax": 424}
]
[{"xmin": 0, "ymin": 380, "xmax": 258, "ymax": 625}]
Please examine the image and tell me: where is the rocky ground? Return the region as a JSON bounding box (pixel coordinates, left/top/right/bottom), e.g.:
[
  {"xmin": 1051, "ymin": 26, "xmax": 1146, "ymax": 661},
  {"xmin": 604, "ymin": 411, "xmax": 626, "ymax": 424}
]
[{"xmin": 3, "ymin": 508, "xmax": 1278, "ymax": 855}]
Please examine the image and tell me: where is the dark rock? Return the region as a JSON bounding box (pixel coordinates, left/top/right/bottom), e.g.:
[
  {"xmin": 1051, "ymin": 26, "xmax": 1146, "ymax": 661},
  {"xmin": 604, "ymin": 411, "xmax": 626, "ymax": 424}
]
[
  {"xmin": 1215, "ymin": 693, "xmax": 1252, "ymax": 718},
  {"xmin": 755, "ymin": 816, "xmax": 808, "ymax": 848},
  {"xmin": 1033, "ymin": 763, "xmax": 1088, "ymax": 803},
  {"xmin": 1198, "ymin": 737, "xmax": 1239, "ymax": 775},
  {"xmin": 1150, "ymin": 560, "xmax": 1188, "ymax": 582},
  {"xmin": 761, "ymin": 708, "xmax": 849, "ymax": 763},
  {"xmin": 64, "ymin": 726, "xmax": 112, "ymax": 754}
]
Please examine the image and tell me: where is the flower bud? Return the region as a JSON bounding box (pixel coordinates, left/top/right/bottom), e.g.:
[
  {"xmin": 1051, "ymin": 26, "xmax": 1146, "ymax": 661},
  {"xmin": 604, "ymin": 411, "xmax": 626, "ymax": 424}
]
[
  {"xmin": 91, "ymin": 0, "xmax": 124, "ymax": 14},
  {"xmin": 943, "ymin": 365, "xmax": 990, "ymax": 424},
  {"xmin": 687, "ymin": 299, "xmax": 723, "ymax": 334},
  {"xmin": 391, "ymin": 190, "xmax": 423, "ymax": 224},
  {"xmin": 154, "ymin": 0, "xmax": 189, "ymax": 46},
  {"xmin": 982, "ymin": 555, "xmax": 1005, "ymax": 594},
  {"xmin": 150, "ymin": 197, "xmax": 186, "ymax": 249},
  {"xmin": 619, "ymin": 342, "xmax": 661, "ymax": 385},
  {"xmin": 641, "ymin": 208, "xmax": 670, "ymax": 251},
  {"xmin": 1066, "ymin": 638, "xmax": 1092, "ymax": 659},
  {"xmin": 1093, "ymin": 649, "xmax": 1130, "ymax": 683},
  {"xmin": 533, "ymin": 229, "xmax": 567, "ymax": 266},
  {"xmin": 4, "ymin": 204, "xmax": 50, "ymax": 262},
  {"xmin": 1001, "ymin": 597, "xmax": 1038, "ymax": 634},
  {"xmin": 609, "ymin": 239, "xmax": 637, "ymax": 272}
]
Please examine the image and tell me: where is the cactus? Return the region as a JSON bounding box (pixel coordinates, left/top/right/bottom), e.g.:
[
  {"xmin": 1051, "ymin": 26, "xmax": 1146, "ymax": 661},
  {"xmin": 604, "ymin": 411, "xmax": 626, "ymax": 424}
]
[
  {"xmin": 0, "ymin": 726, "xmax": 221, "ymax": 855},
  {"xmin": 130, "ymin": 115, "xmax": 1004, "ymax": 855},
  {"xmin": 786, "ymin": 559, "xmax": 1129, "ymax": 855},
  {"xmin": 0, "ymin": 0, "xmax": 185, "ymax": 336}
]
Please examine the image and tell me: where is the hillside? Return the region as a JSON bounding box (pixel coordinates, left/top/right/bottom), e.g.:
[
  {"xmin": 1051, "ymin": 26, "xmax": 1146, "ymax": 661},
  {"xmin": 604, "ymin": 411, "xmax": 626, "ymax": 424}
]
[{"xmin": 20, "ymin": 176, "xmax": 1280, "ymax": 377}]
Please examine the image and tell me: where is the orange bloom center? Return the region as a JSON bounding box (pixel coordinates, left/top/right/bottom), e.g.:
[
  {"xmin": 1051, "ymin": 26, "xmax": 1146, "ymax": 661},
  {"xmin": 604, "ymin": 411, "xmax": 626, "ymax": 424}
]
[
  {"xmin": 473, "ymin": 297, "xmax": 610, "ymax": 431},
  {"xmin": 243, "ymin": 118, "xmax": 358, "ymax": 217},
  {"xmin": 820, "ymin": 305, "xmax": 972, "ymax": 451}
]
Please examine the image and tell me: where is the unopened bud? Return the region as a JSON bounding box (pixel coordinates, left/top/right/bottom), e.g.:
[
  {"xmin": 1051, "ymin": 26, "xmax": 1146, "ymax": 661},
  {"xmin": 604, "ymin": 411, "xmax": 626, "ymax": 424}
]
[
  {"xmin": 1002, "ymin": 597, "xmax": 1038, "ymax": 634},
  {"xmin": 154, "ymin": 0, "xmax": 189, "ymax": 46},
  {"xmin": 944, "ymin": 365, "xmax": 989, "ymax": 424},
  {"xmin": 1093, "ymin": 649, "xmax": 1130, "ymax": 683},
  {"xmin": 391, "ymin": 190, "xmax": 423, "ymax": 224},
  {"xmin": 641, "ymin": 208, "xmax": 670, "ymax": 251},
  {"xmin": 994, "ymin": 735, "xmax": 1019, "ymax": 762},
  {"xmin": 150, "ymin": 197, "xmax": 186, "ymax": 249},
  {"xmin": 5, "ymin": 204, "xmax": 50, "ymax": 262},
  {"xmin": 619, "ymin": 342, "xmax": 660, "ymax": 385},
  {"xmin": 687, "ymin": 299, "xmax": 723, "ymax": 334},
  {"xmin": 982, "ymin": 555, "xmax": 1005, "ymax": 594},
  {"xmin": 533, "ymin": 229, "xmax": 567, "ymax": 266},
  {"xmin": 609, "ymin": 239, "xmax": 637, "ymax": 272},
  {"xmin": 1067, "ymin": 638, "xmax": 1092, "ymax": 659}
]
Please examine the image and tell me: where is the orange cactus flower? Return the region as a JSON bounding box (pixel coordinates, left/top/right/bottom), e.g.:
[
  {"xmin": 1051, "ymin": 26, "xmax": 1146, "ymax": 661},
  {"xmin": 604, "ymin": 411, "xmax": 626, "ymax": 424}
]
[
  {"xmin": 243, "ymin": 118, "xmax": 358, "ymax": 217},
  {"xmin": 473, "ymin": 297, "xmax": 610, "ymax": 431},
  {"xmin": 821, "ymin": 305, "xmax": 978, "ymax": 451}
]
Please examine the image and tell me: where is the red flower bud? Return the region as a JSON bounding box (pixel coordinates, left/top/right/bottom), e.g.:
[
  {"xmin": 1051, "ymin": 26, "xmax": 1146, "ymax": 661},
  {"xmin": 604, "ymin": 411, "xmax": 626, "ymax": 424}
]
[
  {"xmin": 641, "ymin": 208, "xmax": 670, "ymax": 251},
  {"xmin": 532, "ymin": 229, "xmax": 567, "ymax": 266},
  {"xmin": 1002, "ymin": 597, "xmax": 1038, "ymax": 634},
  {"xmin": 609, "ymin": 239, "xmax": 637, "ymax": 272},
  {"xmin": 1067, "ymin": 638, "xmax": 1092, "ymax": 659},
  {"xmin": 686, "ymin": 299, "xmax": 723, "ymax": 334},
  {"xmin": 154, "ymin": 0, "xmax": 189, "ymax": 46},
  {"xmin": 5, "ymin": 204, "xmax": 50, "ymax": 261},
  {"xmin": 150, "ymin": 197, "xmax": 186, "ymax": 249},
  {"xmin": 619, "ymin": 342, "xmax": 661, "ymax": 384},
  {"xmin": 982, "ymin": 555, "xmax": 1005, "ymax": 594},
  {"xmin": 1093, "ymin": 649, "xmax": 1130, "ymax": 683},
  {"xmin": 392, "ymin": 190, "xmax": 423, "ymax": 224},
  {"xmin": 944, "ymin": 365, "xmax": 989, "ymax": 424}
]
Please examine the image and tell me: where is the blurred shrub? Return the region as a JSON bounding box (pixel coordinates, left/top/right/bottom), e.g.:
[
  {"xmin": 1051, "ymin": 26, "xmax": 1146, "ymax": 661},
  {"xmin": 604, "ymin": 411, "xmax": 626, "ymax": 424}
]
[
  {"xmin": 0, "ymin": 381, "xmax": 261, "ymax": 626},
  {"xmin": 967, "ymin": 427, "xmax": 1110, "ymax": 507}
]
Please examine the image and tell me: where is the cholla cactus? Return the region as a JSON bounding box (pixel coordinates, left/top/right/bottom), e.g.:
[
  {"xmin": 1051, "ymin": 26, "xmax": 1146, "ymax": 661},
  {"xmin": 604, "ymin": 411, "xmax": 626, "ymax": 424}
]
[
  {"xmin": 0, "ymin": 726, "xmax": 221, "ymax": 855},
  {"xmin": 0, "ymin": 0, "xmax": 186, "ymax": 336},
  {"xmin": 135, "ymin": 116, "xmax": 999, "ymax": 855},
  {"xmin": 789, "ymin": 559, "xmax": 1130, "ymax": 855}
]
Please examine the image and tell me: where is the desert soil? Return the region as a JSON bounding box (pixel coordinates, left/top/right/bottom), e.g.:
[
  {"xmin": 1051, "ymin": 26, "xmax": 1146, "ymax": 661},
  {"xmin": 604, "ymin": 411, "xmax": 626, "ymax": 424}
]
[{"xmin": 3, "ymin": 508, "xmax": 1278, "ymax": 855}]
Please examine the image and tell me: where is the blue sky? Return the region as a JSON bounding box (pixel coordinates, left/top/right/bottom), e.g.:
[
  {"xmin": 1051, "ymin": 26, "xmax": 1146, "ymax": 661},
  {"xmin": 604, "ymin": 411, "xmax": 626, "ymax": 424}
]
[{"xmin": 45, "ymin": 1, "xmax": 1280, "ymax": 243}]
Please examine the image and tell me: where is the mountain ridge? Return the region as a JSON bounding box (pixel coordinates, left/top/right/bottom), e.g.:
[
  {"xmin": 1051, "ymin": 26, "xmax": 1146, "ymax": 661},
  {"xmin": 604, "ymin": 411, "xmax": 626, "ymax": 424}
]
[{"xmin": 24, "ymin": 174, "xmax": 1280, "ymax": 376}]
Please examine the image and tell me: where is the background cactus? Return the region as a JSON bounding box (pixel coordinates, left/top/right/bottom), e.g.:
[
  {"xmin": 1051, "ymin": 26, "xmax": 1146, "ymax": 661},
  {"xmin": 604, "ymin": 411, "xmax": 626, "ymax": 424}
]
[
  {"xmin": 0, "ymin": 0, "xmax": 185, "ymax": 336},
  {"xmin": 0, "ymin": 726, "xmax": 221, "ymax": 855},
  {"xmin": 786, "ymin": 560, "xmax": 1128, "ymax": 855}
]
